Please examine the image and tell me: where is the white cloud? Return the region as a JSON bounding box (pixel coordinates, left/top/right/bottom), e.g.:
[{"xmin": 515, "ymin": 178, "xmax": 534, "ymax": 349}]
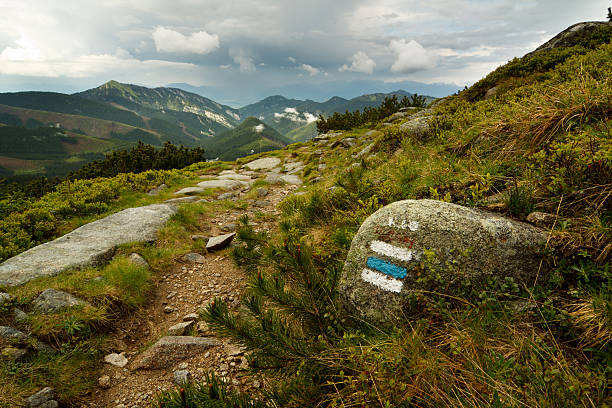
[
  {"xmin": 254, "ymin": 123, "xmax": 265, "ymax": 133},
  {"xmin": 389, "ymin": 39, "xmax": 436, "ymax": 73},
  {"xmin": 152, "ymin": 27, "xmax": 219, "ymax": 54},
  {"xmin": 274, "ymin": 107, "xmax": 317, "ymax": 123},
  {"xmin": 339, "ymin": 51, "xmax": 375, "ymax": 74},
  {"xmin": 219, "ymin": 64, "xmax": 231, "ymax": 69},
  {"xmin": 288, "ymin": 56, "xmax": 296, "ymax": 63},
  {"xmin": 0, "ymin": 37, "xmax": 43, "ymax": 61},
  {"xmin": 301, "ymin": 63, "xmax": 319, "ymax": 76},
  {"xmin": 0, "ymin": 53, "xmax": 197, "ymax": 80},
  {"xmin": 229, "ymin": 48, "xmax": 256, "ymax": 72}
]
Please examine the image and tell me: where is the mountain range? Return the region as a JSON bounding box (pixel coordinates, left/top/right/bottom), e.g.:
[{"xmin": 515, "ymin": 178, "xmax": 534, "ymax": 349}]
[{"xmin": 0, "ymin": 81, "xmax": 434, "ymax": 178}]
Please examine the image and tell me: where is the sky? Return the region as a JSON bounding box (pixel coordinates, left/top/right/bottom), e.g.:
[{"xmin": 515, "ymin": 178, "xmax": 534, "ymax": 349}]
[{"xmin": 0, "ymin": 0, "xmax": 609, "ymax": 106}]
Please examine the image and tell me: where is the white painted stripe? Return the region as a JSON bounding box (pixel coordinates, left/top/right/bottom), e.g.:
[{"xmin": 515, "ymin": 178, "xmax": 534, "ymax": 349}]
[
  {"xmin": 361, "ymin": 268, "xmax": 403, "ymax": 293},
  {"xmin": 370, "ymin": 240, "xmax": 413, "ymax": 262}
]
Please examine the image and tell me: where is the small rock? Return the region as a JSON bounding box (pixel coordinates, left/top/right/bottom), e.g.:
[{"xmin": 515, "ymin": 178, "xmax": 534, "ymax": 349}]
[
  {"xmin": 196, "ymin": 321, "xmax": 211, "ymax": 335},
  {"xmin": 35, "ymin": 401, "xmax": 58, "ymax": 408},
  {"xmin": 280, "ymin": 175, "xmax": 302, "ymax": 185},
  {"xmin": 31, "ymin": 289, "xmax": 89, "ymax": 313},
  {"xmin": 252, "ymin": 380, "xmax": 261, "ymax": 388},
  {"xmin": 526, "ymin": 211, "xmax": 558, "ymax": 228},
  {"xmin": 265, "ymin": 174, "xmax": 281, "ymax": 184},
  {"xmin": 191, "ymin": 234, "xmax": 208, "ymax": 241},
  {"xmin": 217, "ymin": 192, "xmax": 236, "ymax": 200},
  {"xmin": 104, "ymin": 353, "xmax": 128, "ymax": 368},
  {"xmin": 0, "ymin": 326, "xmax": 28, "ymax": 341},
  {"xmin": 168, "ymin": 321, "xmax": 195, "ymax": 336},
  {"xmin": 147, "ymin": 184, "xmax": 168, "ymax": 196},
  {"xmin": 13, "ymin": 308, "xmax": 28, "ymax": 323},
  {"xmin": 2, "ymin": 347, "xmax": 28, "ymax": 361},
  {"xmin": 174, "ymin": 187, "xmax": 205, "ymax": 195},
  {"xmin": 164, "ymin": 306, "xmax": 175, "ymax": 313},
  {"xmin": 164, "ymin": 196, "xmax": 200, "ymax": 204},
  {"xmin": 225, "ymin": 344, "xmax": 244, "ymax": 357},
  {"xmin": 183, "ymin": 253, "xmax": 206, "ymax": 263},
  {"xmin": 183, "ymin": 313, "xmax": 199, "ymax": 322},
  {"xmin": 128, "ymin": 253, "xmax": 149, "ymax": 269},
  {"xmin": 256, "ymin": 187, "xmax": 269, "ymax": 197},
  {"xmin": 132, "ymin": 336, "xmax": 220, "ymax": 370},
  {"xmin": 399, "ymin": 116, "xmax": 431, "ymax": 140},
  {"xmin": 98, "ymin": 375, "xmax": 111, "ymax": 389},
  {"xmin": 25, "ymin": 387, "xmax": 54, "ymax": 408},
  {"xmin": 173, "ymin": 369, "xmax": 192, "ymax": 385},
  {"xmin": 220, "ymin": 223, "xmax": 236, "ymax": 232},
  {"xmin": 166, "ymin": 291, "xmax": 177, "ymax": 299},
  {"xmin": 206, "ymin": 233, "xmax": 236, "ymax": 251},
  {"xmin": 254, "ymin": 200, "xmax": 270, "ymax": 207},
  {"xmin": 352, "ymin": 143, "xmax": 374, "ymax": 159}
]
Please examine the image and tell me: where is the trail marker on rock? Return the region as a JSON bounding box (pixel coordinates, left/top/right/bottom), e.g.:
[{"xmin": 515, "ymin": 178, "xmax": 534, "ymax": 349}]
[{"xmin": 340, "ymin": 199, "xmax": 547, "ymax": 323}]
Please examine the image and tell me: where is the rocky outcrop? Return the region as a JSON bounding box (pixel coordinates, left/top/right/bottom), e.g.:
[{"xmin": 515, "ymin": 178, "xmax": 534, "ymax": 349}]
[
  {"xmin": 525, "ymin": 22, "xmax": 612, "ymax": 57},
  {"xmin": 340, "ymin": 199, "xmax": 548, "ymax": 324},
  {"xmin": 0, "ymin": 204, "xmax": 177, "ymax": 286}
]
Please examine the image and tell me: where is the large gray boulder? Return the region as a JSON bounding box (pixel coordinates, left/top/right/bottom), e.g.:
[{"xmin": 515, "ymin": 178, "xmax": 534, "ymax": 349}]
[
  {"xmin": 0, "ymin": 204, "xmax": 177, "ymax": 286},
  {"xmin": 340, "ymin": 199, "xmax": 547, "ymax": 324}
]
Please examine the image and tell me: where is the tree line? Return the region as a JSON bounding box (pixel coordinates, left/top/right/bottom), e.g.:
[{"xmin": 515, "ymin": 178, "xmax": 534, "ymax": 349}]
[
  {"xmin": 316, "ymin": 94, "xmax": 427, "ymax": 133},
  {"xmin": 0, "ymin": 141, "xmax": 205, "ymax": 200}
]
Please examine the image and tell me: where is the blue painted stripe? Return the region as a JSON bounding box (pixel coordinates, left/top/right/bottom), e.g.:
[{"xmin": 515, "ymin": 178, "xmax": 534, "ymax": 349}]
[{"xmin": 366, "ymin": 256, "xmax": 407, "ymax": 279}]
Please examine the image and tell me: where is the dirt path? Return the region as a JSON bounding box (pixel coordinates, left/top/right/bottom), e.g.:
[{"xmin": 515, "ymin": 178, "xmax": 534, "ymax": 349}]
[{"xmin": 84, "ymin": 179, "xmax": 298, "ymax": 408}]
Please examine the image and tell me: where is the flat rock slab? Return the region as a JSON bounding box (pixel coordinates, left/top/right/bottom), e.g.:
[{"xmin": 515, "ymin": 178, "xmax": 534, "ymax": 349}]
[
  {"xmin": 243, "ymin": 157, "xmax": 281, "ymax": 170},
  {"xmin": 216, "ymin": 174, "xmax": 252, "ymax": 181},
  {"xmin": 283, "ymin": 161, "xmax": 304, "ymax": 173},
  {"xmin": 164, "ymin": 196, "xmax": 200, "ymax": 204},
  {"xmin": 197, "ymin": 179, "xmax": 245, "ymax": 190},
  {"xmin": 174, "ymin": 187, "xmax": 205, "ymax": 195},
  {"xmin": 280, "ymin": 175, "xmax": 302, "ymax": 185},
  {"xmin": 132, "ymin": 336, "xmax": 220, "ymax": 370},
  {"xmin": 0, "ymin": 204, "xmax": 177, "ymax": 286},
  {"xmin": 206, "ymin": 233, "xmax": 236, "ymax": 251},
  {"xmin": 32, "ymin": 289, "xmax": 89, "ymax": 313},
  {"xmin": 340, "ymin": 199, "xmax": 547, "ymax": 324}
]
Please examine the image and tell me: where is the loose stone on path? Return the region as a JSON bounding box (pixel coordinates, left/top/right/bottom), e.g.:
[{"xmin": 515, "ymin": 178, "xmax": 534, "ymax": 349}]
[
  {"xmin": 131, "ymin": 336, "xmax": 220, "ymax": 370},
  {"xmin": 206, "ymin": 233, "xmax": 236, "ymax": 251}
]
